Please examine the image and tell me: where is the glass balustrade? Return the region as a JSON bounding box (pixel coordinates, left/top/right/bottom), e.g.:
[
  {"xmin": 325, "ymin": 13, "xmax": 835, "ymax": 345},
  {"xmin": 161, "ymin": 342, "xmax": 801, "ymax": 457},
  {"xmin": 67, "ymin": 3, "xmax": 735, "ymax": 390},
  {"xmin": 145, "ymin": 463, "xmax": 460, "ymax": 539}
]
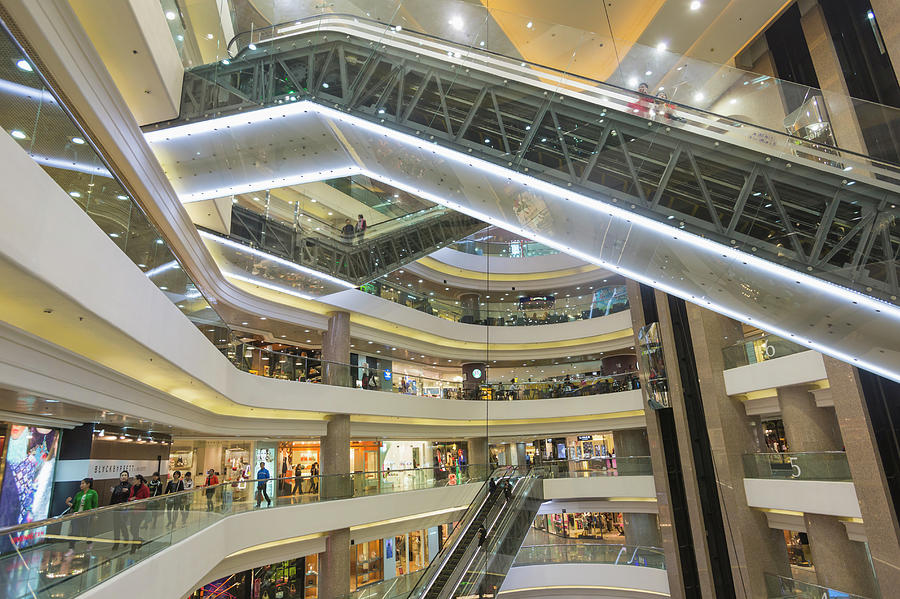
[
  {"xmin": 361, "ymin": 278, "xmax": 629, "ymax": 326},
  {"xmin": 742, "ymin": 452, "xmax": 852, "ymax": 482},
  {"xmin": 765, "ymin": 573, "xmax": 869, "ymax": 599},
  {"xmin": 722, "ymin": 334, "xmax": 811, "ymax": 369},
  {"xmin": 513, "ymin": 543, "xmax": 666, "ymax": 569},
  {"xmin": 449, "ymin": 239, "xmax": 559, "ymax": 258},
  {"xmin": 216, "ymin": 331, "xmax": 641, "ymax": 400},
  {"xmin": 155, "ymin": 5, "xmax": 900, "ymax": 307},
  {"xmin": 0, "ymin": 467, "xmax": 490, "ymax": 599},
  {"xmin": 543, "ymin": 456, "xmax": 653, "ymax": 478}
]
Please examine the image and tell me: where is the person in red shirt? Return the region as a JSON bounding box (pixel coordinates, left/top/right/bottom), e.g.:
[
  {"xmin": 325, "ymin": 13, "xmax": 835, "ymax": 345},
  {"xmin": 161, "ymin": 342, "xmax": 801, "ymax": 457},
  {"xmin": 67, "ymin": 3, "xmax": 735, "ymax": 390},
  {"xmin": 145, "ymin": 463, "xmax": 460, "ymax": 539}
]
[
  {"xmin": 127, "ymin": 474, "xmax": 151, "ymax": 552},
  {"xmin": 627, "ymin": 82, "xmax": 653, "ymax": 118},
  {"xmin": 204, "ymin": 469, "xmax": 220, "ymax": 511}
]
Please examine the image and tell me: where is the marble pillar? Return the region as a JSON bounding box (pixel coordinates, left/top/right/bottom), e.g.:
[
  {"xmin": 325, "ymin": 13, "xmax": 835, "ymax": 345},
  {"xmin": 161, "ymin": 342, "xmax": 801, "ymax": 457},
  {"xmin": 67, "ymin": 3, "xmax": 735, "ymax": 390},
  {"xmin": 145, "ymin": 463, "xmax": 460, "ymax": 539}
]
[
  {"xmin": 804, "ymin": 513, "xmax": 878, "ymax": 597},
  {"xmin": 778, "ymin": 385, "xmax": 842, "ymax": 452},
  {"xmin": 624, "ymin": 513, "xmax": 662, "ymax": 548},
  {"xmin": 323, "ymin": 311, "xmax": 351, "ymax": 387},
  {"xmin": 318, "ymin": 527, "xmax": 350, "ymax": 598},
  {"xmin": 824, "ymin": 356, "xmax": 900, "ymax": 595}
]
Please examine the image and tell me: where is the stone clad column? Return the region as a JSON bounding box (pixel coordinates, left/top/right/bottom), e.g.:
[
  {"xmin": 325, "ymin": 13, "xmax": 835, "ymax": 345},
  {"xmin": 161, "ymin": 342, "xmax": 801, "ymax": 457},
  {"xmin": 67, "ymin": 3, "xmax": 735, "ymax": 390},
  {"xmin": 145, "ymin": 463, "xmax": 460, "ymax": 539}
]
[
  {"xmin": 318, "ymin": 414, "xmax": 351, "ymax": 597},
  {"xmin": 778, "ymin": 385, "xmax": 842, "ymax": 452},
  {"xmin": 684, "ymin": 303, "xmax": 791, "ymax": 598},
  {"xmin": 824, "ymin": 356, "xmax": 900, "ymax": 595},
  {"xmin": 799, "ymin": 1, "xmax": 870, "ymax": 154},
  {"xmin": 468, "ymin": 437, "xmax": 488, "ymax": 476},
  {"xmin": 322, "ymin": 311, "xmax": 351, "ymax": 387},
  {"xmin": 804, "ymin": 514, "xmax": 878, "ymax": 597},
  {"xmin": 614, "ymin": 428, "xmax": 662, "ymax": 547},
  {"xmin": 318, "ymin": 310, "xmax": 352, "ymax": 599},
  {"xmin": 459, "ymin": 293, "xmax": 481, "ymax": 324}
]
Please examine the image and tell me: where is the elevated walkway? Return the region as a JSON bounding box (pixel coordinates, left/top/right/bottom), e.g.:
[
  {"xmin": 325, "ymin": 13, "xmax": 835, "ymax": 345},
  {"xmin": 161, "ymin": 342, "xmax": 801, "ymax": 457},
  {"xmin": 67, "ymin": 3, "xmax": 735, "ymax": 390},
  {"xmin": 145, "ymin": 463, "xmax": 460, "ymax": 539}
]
[{"xmin": 143, "ymin": 14, "xmax": 899, "ymax": 381}]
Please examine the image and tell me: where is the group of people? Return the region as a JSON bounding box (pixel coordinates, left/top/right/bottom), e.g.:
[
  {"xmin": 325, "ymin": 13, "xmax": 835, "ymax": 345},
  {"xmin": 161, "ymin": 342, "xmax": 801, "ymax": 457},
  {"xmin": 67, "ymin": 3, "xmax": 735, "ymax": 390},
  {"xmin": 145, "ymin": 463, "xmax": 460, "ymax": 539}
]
[
  {"xmin": 629, "ymin": 82, "xmax": 683, "ymax": 122},
  {"xmin": 64, "ymin": 469, "xmax": 198, "ymax": 556},
  {"xmin": 340, "ymin": 214, "xmax": 368, "ymax": 240}
]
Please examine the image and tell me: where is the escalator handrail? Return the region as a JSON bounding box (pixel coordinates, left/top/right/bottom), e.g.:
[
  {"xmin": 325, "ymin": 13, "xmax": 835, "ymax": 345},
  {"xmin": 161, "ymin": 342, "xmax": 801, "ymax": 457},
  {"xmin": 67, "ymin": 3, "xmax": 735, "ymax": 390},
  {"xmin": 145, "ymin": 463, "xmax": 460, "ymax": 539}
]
[
  {"xmin": 406, "ymin": 466, "xmax": 518, "ymax": 599},
  {"xmin": 220, "ymin": 12, "xmax": 900, "ymax": 175}
]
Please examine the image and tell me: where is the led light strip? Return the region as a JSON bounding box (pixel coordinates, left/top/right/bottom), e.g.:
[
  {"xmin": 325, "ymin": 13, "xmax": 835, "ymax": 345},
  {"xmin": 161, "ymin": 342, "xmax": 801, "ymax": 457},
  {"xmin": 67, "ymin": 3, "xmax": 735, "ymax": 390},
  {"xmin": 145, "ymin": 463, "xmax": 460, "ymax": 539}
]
[
  {"xmin": 30, "ymin": 154, "xmax": 111, "ymax": 177},
  {"xmin": 199, "ymin": 229, "xmax": 355, "ymax": 289},
  {"xmin": 221, "ymin": 271, "xmax": 316, "ymax": 301},
  {"xmin": 151, "ymin": 101, "xmax": 900, "ymax": 382}
]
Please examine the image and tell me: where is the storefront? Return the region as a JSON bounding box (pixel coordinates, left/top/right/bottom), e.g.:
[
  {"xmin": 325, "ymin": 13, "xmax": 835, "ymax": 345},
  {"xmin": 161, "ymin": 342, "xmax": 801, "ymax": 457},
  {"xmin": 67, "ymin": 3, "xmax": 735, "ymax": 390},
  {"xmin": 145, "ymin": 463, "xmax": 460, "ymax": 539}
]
[
  {"xmin": 277, "ymin": 440, "xmax": 381, "ymax": 478},
  {"xmin": 535, "ymin": 511, "xmax": 625, "ymax": 541},
  {"xmin": 380, "ymin": 440, "xmax": 431, "ymax": 471},
  {"xmin": 566, "ymin": 433, "xmax": 616, "ymax": 461}
]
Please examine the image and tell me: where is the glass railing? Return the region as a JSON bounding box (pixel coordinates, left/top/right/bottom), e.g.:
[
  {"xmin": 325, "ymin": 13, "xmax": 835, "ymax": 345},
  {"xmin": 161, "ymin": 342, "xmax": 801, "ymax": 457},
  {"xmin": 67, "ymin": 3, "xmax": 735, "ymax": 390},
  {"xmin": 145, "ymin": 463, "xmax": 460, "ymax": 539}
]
[
  {"xmin": 765, "ymin": 573, "xmax": 869, "ymax": 599},
  {"xmin": 514, "ymin": 543, "xmax": 666, "ymax": 569},
  {"xmin": 361, "ymin": 279, "xmax": 630, "ymax": 326},
  {"xmin": 0, "ymin": 29, "xmax": 226, "ymax": 332},
  {"xmin": 722, "ymin": 334, "xmax": 812, "ymax": 369},
  {"xmin": 152, "ymin": 6, "xmax": 900, "ymax": 308},
  {"xmin": 213, "ymin": 7, "xmax": 900, "ymax": 180},
  {"xmin": 218, "ymin": 334, "xmax": 641, "ymax": 400},
  {"xmin": 452, "ymin": 469, "xmax": 546, "ymax": 598},
  {"xmin": 543, "ymin": 456, "xmax": 653, "ymax": 478},
  {"xmin": 742, "ymin": 452, "xmax": 852, "ymax": 482},
  {"xmin": 0, "ymin": 466, "xmax": 490, "ymax": 599},
  {"xmin": 449, "ymin": 238, "xmax": 559, "ymax": 259}
]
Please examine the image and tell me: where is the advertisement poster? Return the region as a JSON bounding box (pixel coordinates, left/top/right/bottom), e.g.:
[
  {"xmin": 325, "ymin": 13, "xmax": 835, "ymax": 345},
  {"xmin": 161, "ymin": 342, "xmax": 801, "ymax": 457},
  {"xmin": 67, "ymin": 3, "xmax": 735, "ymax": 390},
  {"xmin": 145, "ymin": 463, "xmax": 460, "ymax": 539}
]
[{"xmin": 0, "ymin": 425, "xmax": 60, "ymax": 551}]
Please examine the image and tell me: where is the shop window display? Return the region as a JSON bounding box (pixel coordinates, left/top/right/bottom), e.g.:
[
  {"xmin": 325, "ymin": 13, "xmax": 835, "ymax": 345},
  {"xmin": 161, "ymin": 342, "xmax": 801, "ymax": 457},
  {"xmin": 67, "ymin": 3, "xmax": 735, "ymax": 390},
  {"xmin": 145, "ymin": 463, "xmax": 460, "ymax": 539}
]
[
  {"xmin": 351, "ymin": 540, "xmax": 383, "ymax": 590},
  {"xmin": 536, "ymin": 512, "xmax": 625, "ymax": 541}
]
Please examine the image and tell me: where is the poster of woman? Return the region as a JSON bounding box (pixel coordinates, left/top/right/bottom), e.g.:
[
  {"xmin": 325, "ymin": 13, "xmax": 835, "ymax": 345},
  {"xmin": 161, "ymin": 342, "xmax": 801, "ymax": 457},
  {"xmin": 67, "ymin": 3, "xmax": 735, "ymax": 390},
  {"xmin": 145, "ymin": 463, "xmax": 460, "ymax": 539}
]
[{"xmin": 0, "ymin": 425, "xmax": 60, "ymax": 551}]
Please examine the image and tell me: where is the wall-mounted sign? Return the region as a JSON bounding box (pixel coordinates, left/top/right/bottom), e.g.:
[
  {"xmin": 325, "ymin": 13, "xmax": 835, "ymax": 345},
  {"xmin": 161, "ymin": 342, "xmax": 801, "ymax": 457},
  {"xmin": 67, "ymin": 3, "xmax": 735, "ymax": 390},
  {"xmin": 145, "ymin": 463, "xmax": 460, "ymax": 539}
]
[
  {"xmin": 471, "ymin": 368, "xmax": 483, "ymax": 379},
  {"xmin": 383, "ymin": 369, "xmax": 392, "ymax": 381}
]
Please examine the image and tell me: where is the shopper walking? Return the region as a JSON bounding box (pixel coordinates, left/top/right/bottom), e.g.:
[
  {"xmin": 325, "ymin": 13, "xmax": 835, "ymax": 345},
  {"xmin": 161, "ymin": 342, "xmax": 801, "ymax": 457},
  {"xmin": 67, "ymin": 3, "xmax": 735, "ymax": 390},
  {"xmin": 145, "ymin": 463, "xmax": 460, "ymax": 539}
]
[
  {"xmin": 65, "ymin": 478, "xmax": 98, "ymax": 554},
  {"xmin": 127, "ymin": 474, "xmax": 150, "ymax": 553},
  {"xmin": 356, "ymin": 214, "xmax": 367, "ymax": 238},
  {"xmin": 110, "ymin": 470, "xmax": 132, "ymax": 550},
  {"xmin": 255, "ymin": 462, "xmax": 272, "ymax": 507},
  {"xmin": 204, "ymin": 469, "xmax": 220, "ymax": 511},
  {"xmin": 164, "ymin": 470, "xmax": 186, "ymax": 527},
  {"xmin": 310, "ymin": 462, "xmax": 320, "ymax": 494}
]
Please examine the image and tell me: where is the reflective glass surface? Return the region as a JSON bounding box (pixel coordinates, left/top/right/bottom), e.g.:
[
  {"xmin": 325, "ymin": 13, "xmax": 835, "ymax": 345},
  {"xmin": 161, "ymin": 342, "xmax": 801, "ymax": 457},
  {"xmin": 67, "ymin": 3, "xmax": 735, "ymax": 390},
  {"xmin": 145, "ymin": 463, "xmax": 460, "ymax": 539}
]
[
  {"xmin": 765, "ymin": 573, "xmax": 868, "ymax": 599},
  {"xmin": 722, "ymin": 333, "xmax": 811, "ymax": 369},
  {"xmin": 0, "ymin": 467, "xmax": 489, "ymax": 599},
  {"xmin": 742, "ymin": 452, "xmax": 852, "ymax": 482}
]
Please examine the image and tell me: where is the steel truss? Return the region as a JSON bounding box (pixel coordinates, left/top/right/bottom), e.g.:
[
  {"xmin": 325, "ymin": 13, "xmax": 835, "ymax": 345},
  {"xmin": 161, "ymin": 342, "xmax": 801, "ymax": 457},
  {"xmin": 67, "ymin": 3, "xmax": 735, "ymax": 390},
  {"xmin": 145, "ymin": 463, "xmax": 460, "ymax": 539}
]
[{"xmin": 158, "ymin": 33, "xmax": 899, "ymax": 303}]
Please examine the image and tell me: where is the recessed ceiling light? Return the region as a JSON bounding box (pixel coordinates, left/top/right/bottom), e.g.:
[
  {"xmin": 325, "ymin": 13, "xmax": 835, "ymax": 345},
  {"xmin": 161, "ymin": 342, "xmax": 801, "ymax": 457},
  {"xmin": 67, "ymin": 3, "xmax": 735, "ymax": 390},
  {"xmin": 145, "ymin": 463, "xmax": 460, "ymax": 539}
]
[
  {"xmin": 116, "ymin": 194, "xmax": 128, "ymax": 200},
  {"xmin": 165, "ymin": 10, "xmax": 176, "ymax": 20},
  {"xmin": 644, "ymin": 70, "xmax": 652, "ymax": 76},
  {"xmin": 690, "ymin": 1, "xmax": 702, "ymax": 10},
  {"xmin": 69, "ymin": 191, "xmax": 81, "ymax": 198},
  {"xmin": 10, "ymin": 130, "xmax": 26, "ymax": 139},
  {"xmin": 656, "ymin": 41, "xmax": 667, "ymax": 52},
  {"xmin": 242, "ymin": 321, "xmax": 248, "ymax": 325},
  {"xmin": 71, "ymin": 136, "xmax": 85, "ymax": 145},
  {"xmin": 526, "ymin": 21, "xmax": 533, "ymax": 29},
  {"xmin": 260, "ymin": 317, "xmax": 267, "ymax": 320},
  {"xmin": 694, "ymin": 92, "xmax": 705, "ymax": 101},
  {"xmin": 206, "ymin": 33, "xmax": 214, "ymax": 40},
  {"xmin": 248, "ymin": 43, "xmax": 257, "ymax": 50},
  {"xmin": 16, "ymin": 59, "xmax": 32, "ymax": 72},
  {"xmin": 109, "ymin": 233, "xmax": 119, "ymax": 238}
]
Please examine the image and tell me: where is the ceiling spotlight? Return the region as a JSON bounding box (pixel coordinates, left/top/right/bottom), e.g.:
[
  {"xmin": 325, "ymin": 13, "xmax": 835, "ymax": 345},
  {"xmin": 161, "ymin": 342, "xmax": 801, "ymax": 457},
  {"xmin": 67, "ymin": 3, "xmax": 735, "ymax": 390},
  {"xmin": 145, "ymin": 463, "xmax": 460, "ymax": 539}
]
[
  {"xmin": 71, "ymin": 136, "xmax": 85, "ymax": 145},
  {"xmin": 10, "ymin": 130, "xmax": 26, "ymax": 139},
  {"xmin": 165, "ymin": 10, "xmax": 177, "ymax": 20},
  {"xmin": 248, "ymin": 43, "xmax": 257, "ymax": 50},
  {"xmin": 448, "ymin": 16, "xmax": 464, "ymax": 30},
  {"xmin": 206, "ymin": 33, "xmax": 214, "ymax": 40},
  {"xmin": 16, "ymin": 59, "xmax": 32, "ymax": 72},
  {"xmin": 690, "ymin": 1, "xmax": 701, "ymax": 10},
  {"xmin": 656, "ymin": 41, "xmax": 667, "ymax": 52}
]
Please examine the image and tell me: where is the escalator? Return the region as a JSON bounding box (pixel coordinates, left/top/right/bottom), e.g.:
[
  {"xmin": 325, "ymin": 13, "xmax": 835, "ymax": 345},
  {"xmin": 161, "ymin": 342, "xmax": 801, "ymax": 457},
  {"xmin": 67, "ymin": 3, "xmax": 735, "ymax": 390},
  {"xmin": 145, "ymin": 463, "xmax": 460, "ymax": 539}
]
[
  {"xmin": 406, "ymin": 468, "xmax": 543, "ymax": 599},
  {"xmin": 225, "ymin": 203, "xmax": 483, "ymax": 285},
  {"xmin": 144, "ymin": 13, "xmax": 900, "ymax": 380}
]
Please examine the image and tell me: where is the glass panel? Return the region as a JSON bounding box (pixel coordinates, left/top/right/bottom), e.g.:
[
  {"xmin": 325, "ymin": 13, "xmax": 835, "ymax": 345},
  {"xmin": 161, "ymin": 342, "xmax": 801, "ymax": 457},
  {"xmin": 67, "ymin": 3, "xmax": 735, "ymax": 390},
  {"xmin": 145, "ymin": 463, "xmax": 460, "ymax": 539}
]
[
  {"xmin": 0, "ymin": 467, "xmax": 490, "ymax": 599},
  {"xmin": 742, "ymin": 452, "xmax": 852, "ymax": 482},
  {"xmin": 722, "ymin": 333, "xmax": 812, "ymax": 369}
]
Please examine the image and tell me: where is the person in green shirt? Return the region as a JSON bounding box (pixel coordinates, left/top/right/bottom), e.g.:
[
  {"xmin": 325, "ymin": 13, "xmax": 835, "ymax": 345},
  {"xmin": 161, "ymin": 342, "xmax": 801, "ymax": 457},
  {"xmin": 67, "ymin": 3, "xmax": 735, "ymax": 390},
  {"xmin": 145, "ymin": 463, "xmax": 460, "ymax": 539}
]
[{"xmin": 65, "ymin": 478, "xmax": 98, "ymax": 554}]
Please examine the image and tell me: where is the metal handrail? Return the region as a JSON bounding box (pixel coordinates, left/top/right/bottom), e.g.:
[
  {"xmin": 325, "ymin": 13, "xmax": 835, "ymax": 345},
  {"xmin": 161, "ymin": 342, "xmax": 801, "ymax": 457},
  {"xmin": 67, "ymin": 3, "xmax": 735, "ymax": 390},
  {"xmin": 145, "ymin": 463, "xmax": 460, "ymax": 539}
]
[
  {"xmin": 222, "ymin": 12, "xmax": 900, "ymax": 172},
  {"xmin": 0, "ymin": 465, "xmax": 464, "ymax": 536}
]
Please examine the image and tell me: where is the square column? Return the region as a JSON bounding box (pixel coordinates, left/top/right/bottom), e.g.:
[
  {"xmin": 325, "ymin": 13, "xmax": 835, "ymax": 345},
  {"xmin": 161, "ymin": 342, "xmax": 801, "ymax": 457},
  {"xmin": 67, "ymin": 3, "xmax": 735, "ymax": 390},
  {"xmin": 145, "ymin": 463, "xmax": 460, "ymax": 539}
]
[
  {"xmin": 824, "ymin": 356, "xmax": 900, "ymax": 594},
  {"xmin": 684, "ymin": 302, "xmax": 791, "ymax": 598},
  {"xmin": 323, "ymin": 310, "xmax": 351, "ymax": 387},
  {"xmin": 778, "ymin": 385, "xmax": 842, "ymax": 452},
  {"xmin": 804, "ymin": 513, "xmax": 879, "ymax": 597}
]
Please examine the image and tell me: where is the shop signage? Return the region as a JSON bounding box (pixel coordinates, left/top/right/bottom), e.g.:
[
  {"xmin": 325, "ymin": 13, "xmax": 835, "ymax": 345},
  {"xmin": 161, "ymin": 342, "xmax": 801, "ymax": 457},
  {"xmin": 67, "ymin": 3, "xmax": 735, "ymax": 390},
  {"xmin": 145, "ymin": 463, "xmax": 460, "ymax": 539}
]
[
  {"xmin": 383, "ymin": 369, "xmax": 392, "ymax": 381},
  {"xmin": 577, "ymin": 435, "xmax": 593, "ymax": 441}
]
